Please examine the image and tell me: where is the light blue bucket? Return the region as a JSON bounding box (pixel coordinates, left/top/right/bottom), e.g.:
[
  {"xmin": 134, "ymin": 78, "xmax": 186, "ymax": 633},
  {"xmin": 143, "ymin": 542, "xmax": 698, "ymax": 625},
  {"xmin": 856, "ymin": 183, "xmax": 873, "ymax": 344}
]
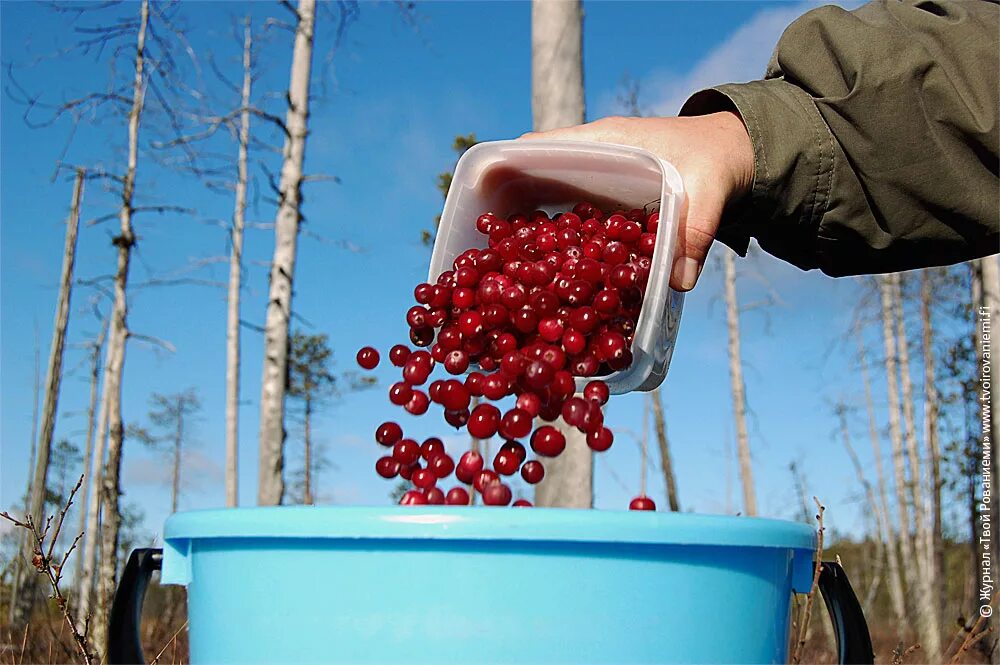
[{"xmin": 108, "ymin": 507, "xmax": 873, "ymax": 664}]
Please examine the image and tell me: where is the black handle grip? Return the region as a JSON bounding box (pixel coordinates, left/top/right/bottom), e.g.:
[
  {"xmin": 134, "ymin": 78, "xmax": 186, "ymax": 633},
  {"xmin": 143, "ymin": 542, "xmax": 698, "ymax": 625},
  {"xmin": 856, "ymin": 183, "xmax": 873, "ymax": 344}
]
[
  {"xmin": 108, "ymin": 547, "xmax": 162, "ymax": 665},
  {"xmin": 817, "ymin": 561, "xmax": 874, "ymax": 665}
]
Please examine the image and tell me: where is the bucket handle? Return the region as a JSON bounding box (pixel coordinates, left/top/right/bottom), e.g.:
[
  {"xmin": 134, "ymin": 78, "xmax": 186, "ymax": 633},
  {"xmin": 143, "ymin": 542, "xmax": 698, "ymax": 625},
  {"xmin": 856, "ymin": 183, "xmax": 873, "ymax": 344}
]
[
  {"xmin": 817, "ymin": 560, "xmax": 874, "ymax": 665},
  {"xmin": 108, "ymin": 547, "xmax": 162, "ymax": 664}
]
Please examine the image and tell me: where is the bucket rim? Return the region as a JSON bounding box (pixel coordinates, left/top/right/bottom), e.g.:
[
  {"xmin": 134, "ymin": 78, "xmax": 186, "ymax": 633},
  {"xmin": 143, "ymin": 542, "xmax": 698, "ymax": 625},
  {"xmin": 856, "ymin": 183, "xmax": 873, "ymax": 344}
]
[{"xmin": 164, "ymin": 506, "xmax": 816, "ymax": 551}]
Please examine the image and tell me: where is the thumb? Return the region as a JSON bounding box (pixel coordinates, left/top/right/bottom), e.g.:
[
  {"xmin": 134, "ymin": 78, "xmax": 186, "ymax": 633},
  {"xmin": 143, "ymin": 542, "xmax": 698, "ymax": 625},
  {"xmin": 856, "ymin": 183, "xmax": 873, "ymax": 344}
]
[{"xmin": 669, "ymin": 179, "xmax": 725, "ymax": 292}]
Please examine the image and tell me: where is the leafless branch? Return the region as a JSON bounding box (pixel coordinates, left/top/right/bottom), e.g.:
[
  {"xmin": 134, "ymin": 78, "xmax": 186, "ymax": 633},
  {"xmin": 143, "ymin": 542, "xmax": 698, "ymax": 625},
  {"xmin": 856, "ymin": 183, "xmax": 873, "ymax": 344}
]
[
  {"xmin": 0, "ymin": 475, "xmax": 92, "ymax": 665},
  {"xmin": 791, "ymin": 497, "xmax": 825, "ymax": 664},
  {"xmin": 127, "ymin": 332, "xmax": 176, "ymax": 353}
]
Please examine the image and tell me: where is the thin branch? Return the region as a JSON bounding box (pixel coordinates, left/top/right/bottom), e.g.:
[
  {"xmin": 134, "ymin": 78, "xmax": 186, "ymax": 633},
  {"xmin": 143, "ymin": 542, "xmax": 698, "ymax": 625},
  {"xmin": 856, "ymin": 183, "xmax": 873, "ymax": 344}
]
[{"xmin": 791, "ymin": 497, "xmax": 825, "ymax": 664}]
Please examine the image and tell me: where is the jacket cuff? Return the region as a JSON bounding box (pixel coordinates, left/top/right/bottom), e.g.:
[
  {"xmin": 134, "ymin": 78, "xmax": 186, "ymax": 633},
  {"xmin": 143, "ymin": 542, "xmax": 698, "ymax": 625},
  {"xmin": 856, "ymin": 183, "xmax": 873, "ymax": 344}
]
[{"xmin": 680, "ymin": 80, "xmax": 835, "ymax": 262}]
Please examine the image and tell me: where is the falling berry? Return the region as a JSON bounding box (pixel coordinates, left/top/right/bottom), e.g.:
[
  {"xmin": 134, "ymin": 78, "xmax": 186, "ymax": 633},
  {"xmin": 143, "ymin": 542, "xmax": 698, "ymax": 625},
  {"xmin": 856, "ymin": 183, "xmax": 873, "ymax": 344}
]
[
  {"xmin": 356, "ymin": 346, "xmax": 380, "ymax": 370},
  {"xmin": 629, "ymin": 496, "xmax": 656, "ymax": 511}
]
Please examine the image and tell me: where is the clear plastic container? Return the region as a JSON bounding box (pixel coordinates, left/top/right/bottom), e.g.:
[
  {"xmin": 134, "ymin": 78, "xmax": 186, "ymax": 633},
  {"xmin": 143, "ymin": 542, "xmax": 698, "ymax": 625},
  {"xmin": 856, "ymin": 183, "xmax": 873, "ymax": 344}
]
[{"xmin": 428, "ymin": 139, "xmax": 685, "ymax": 394}]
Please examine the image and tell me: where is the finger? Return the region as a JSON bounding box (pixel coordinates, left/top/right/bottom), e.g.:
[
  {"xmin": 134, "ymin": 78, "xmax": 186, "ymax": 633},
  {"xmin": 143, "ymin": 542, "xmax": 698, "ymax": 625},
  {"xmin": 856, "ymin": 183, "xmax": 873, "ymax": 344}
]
[{"xmin": 669, "ymin": 180, "xmax": 724, "ymax": 292}]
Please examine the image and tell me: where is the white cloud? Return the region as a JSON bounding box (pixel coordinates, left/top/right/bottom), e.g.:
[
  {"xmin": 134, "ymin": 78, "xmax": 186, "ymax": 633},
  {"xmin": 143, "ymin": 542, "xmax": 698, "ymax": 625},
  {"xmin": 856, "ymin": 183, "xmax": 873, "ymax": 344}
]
[
  {"xmin": 605, "ymin": 1, "xmax": 861, "ymax": 118},
  {"xmin": 648, "ymin": 3, "xmax": 810, "ymax": 115}
]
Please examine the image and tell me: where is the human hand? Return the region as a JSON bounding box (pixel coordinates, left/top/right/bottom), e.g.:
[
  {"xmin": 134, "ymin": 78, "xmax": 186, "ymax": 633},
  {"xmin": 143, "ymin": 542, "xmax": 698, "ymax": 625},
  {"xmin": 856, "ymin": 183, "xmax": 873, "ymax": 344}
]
[{"xmin": 520, "ymin": 113, "xmax": 754, "ymax": 291}]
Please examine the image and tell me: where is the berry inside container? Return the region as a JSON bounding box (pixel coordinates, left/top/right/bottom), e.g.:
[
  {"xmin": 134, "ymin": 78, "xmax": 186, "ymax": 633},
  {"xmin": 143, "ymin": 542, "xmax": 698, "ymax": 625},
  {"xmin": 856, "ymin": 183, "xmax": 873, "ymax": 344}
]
[{"xmin": 429, "ymin": 139, "xmax": 686, "ymax": 394}]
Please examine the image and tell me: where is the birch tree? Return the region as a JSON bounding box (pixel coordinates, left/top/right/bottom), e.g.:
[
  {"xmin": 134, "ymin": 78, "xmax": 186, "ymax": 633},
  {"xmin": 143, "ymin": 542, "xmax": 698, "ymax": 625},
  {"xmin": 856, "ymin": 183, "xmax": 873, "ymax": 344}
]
[
  {"xmin": 258, "ymin": 0, "xmax": 317, "ymax": 506},
  {"xmin": 891, "ymin": 273, "xmax": 942, "ymax": 661},
  {"xmin": 530, "ymin": 0, "xmax": 591, "ymax": 509},
  {"xmin": 78, "ymin": 2, "xmax": 150, "ymax": 652},
  {"xmin": 920, "ymin": 270, "xmax": 944, "ymax": 609},
  {"xmin": 73, "ymin": 318, "xmax": 107, "ymax": 587},
  {"xmin": 857, "ymin": 331, "xmax": 907, "ymax": 630},
  {"xmin": 226, "ymin": 16, "xmax": 253, "ymax": 508},
  {"xmin": 972, "ymin": 256, "xmax": 1000, "ymax": 665},
  {"xmin": 723, "ymin": 250, "xmax": 756, "ymax": 515},
  {"xmin": 649, "ymin": 389, "xmax": 679, "ymax": 511},
  {"xmin": 13, "ymin": 169, "xmax": 84, "ymax": 623}
]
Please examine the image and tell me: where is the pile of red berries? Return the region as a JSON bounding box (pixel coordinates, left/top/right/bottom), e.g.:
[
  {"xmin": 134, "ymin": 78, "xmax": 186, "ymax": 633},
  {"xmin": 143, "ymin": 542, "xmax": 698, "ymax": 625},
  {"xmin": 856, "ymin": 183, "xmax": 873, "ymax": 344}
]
[{"xmin": 356, "ymin": 202, "xmax": 662, "ymax": 510}]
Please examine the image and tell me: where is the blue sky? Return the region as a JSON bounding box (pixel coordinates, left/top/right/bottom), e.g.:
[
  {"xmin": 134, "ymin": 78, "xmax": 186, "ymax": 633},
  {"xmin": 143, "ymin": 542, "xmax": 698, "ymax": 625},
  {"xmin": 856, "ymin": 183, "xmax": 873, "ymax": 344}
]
[{"xmin": 1, "ymin": 0, "xmax": 951, "ymax": 546}]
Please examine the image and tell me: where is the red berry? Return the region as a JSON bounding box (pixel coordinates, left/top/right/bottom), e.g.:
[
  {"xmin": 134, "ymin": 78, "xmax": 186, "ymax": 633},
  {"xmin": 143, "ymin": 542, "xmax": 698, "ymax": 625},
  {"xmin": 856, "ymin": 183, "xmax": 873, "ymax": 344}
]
[
  {"xmin": 516, "ymin": 392, "xmax": 542, "ymax": 417},
  {"xmin": 420, "ymin": 437, "xmax": 445, "ymax": 461},
  {"xmin": 597, "ymin": 331, "xmax": 628, "ymax": 362},
  {"xmin": 458, "ymin": 450, "xmax": 484, "ymax": 477},
  {"xmin": 356, "ymin": 346, "xmax": 380, "ymax": 370},
  {"xmin": 389, "ymin": 381, "xmax": 413, "ymax": 406},
  {"xmin": 468, "ymin": 403, "xmax": 501, "ymax": 439},
  {"xmin": 406, "ymin": 306, "xmax": 428, "ymax": 329},
  {"xmin": 499, "ymin": 408, "xmax": 532, "ymax": 439},
  {"xmin": 452, "ymin": 287, "xmax": 475, "ymax": 309},
  {"xmin": 562, "ymin": 328, "xmax": 586, "ymax": 355},
  {"xmin": 429, "ymin": 453, "xmax": 455, "ymax": 479},
  {"xmin": 538, "ymin": 317, "xmax": 564, "ymax": 343},
  {"xmin": 439, "ymin": 380, "xmax": 471, "ymax": 411},
  {"xmin": 646, "ymin": 212, "xmax": 660, "ymax": 233},
  {"xmin": 402, "ymin": 357, "xmax": 433, "ymax": 386},
  {"xmin": 530, "ymin": 426, "xmax": 566, "ymax": 457},
  {"xmin": 392, "ymin": 438, "xmax": 421, "ymax": 465},
  {"xmin": 375, "ymin": 456, "xmax": 400, "ymax": 479},
  {"xmin": 404, "ymin": 390, "xmax": 429, "ymax": 415},
  {"xmin": 413, "ymin": 468, "xmax": 437, "ymax": 490},
  {"xmin": 551, "ymin": 370, "xmax": 576, "ymax": 398},
  {"xmin": 474, "ymin": 469, "xmax": 499, "ymax": 493},
  {"xmin": 520, "ymin": 460, "xmax": 545, "ymax": 484},
  {"xmin": 561, "ymin": 397, "xmax": 590, "ymax": 429},
  {"xmin": 389, "ymin": 344, "xmax": 411, "ymax": 367},
  {"xmin": 425, "ymin": 487, "xmax": 445, "ymax": 505},
  {"xmin": 482, "ymin": 373, "xmax": 510, "ymax": 400},
  {"xmin": 500, "ymin": 440, "xmax": 527, "ymax": 462},
  {"xmin": 444, "ymin": 408, "xmax": 470, "ymax": 429},
  {"xmin": 512, "ymin": 499, "xmax": 533, "ymax": 507},
  {"xmin": 523, "ymin": 360, "xmax": 554, "ymax": 390},
  {"xmin": 584, "ymin": 380, "xmax": 609, "ymax": 405},
  {"xmin": 375, "ymin": 422, "xmax": 403, "ymax": 447},
  {"xmin": 482, "ymin": 482, "xmax": 512, "ymax": 506},
  {"xmin": 400, "ymin": 490, "xmax": 428, "ymax": 506},
  {"xmin": 446, "ymin": 486, "xmax": 470, "ymax": 505},
  {"xmin": 586, "ymin": 427, "xmax": 614, "ymax": 452},
  {"xmin": 493, "ymin": 450, "xmax": 521, "ymax": 476},
  {"xmin": 629, "ymin": 496, "xmax": 656, "ymax": 511},
  {"xmin": 444, "ymin": 349, "xmax": 470, "ymax": 375},
  {"xmin": 414, "ymin": 283, "xmax": 435, "ymax": 304}
]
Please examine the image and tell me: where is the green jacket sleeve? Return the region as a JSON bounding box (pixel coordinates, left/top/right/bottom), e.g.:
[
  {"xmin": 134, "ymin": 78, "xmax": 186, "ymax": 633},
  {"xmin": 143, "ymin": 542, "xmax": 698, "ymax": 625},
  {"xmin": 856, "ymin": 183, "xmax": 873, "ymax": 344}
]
[{"xmin": 680, "ymin": 0, "xmax": 999, "ymax": 276}]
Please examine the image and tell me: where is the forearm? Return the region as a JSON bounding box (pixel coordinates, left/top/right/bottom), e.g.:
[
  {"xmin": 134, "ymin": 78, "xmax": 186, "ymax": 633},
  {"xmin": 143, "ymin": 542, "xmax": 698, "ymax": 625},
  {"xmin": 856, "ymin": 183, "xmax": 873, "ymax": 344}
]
[{"xmin": 682, "ymin": 0, "xmax": 1000, "ymax": 276}]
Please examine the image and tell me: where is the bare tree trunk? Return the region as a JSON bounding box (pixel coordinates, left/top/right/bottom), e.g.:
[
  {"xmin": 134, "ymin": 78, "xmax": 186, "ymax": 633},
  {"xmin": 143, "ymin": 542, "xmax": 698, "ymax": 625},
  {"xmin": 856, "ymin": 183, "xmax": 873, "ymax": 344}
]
[
  {"xmin": 972, "ymin": 257, "xmax": 1000, "ymax": 665},
  {"xmin": 531, "ymin": 0, "xmax": 591, "ymax": 509},
  {"xmin": 920, "ymin": 270, "xmax": 944, "ymax": 613},
  {"xmin": 13, "ymin": 169, "xmax": 85, "ymax": 623},
  {"xmin": 258, "ymin": 0, "xmax": 316, "ymax": 506},
  {"xmin": 649, "ymin": 388, "xmax": 679, "ymax": 511},
  {"xmin": 76, "ymin": 357, "xmax": 111, "ymax": 628},
  {"xmin": 858, "ymin": 332, "xmax": 908, "ymax": 630},
  {"xmin": 891, "ymin": 273, "xmax": 941, "ymax": 661},
  {"xmin": 91, "ymin": 2, "xmax": 148, "ymax": 655},
  {"xmin": 73, "ymin": 319, "xmax": 107, "ymax": 587},
  {"xmin": 723, "ymin": 250, "xmax": 756, "ymax": 515},
  {"xmin": 303, "ymin": 396, "xmax": 313, "ymax": 505},
  {"xmin": 9, "ymin": 315, "xmax": 41, "ymax": 624},
  {"xmin": 226, "ymin": 16, "xmax": 252, "ymax": 509}
]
